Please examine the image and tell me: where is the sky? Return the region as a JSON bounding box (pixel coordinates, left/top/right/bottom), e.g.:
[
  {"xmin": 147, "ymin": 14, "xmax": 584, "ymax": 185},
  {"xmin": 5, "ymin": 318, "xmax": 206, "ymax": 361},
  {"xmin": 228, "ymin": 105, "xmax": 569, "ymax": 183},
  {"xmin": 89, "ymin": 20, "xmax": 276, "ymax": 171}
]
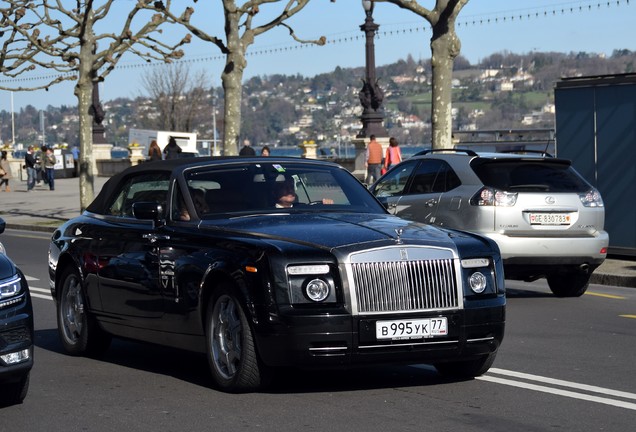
[{"xmin": 0, "ymin": 0, "xmax": 634, "ymax": 113}]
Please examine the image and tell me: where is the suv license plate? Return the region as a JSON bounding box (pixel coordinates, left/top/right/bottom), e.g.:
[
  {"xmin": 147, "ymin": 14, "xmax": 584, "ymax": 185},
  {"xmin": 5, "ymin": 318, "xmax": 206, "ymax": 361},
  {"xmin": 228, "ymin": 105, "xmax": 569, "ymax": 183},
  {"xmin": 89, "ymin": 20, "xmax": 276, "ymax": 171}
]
[
  {"xmin": 376, "ymin": 318, "xmax": 448, "ymax": 340},
  {"xmin": 529, "ymin": 212, "xmax": 571, "ymax": 225}
]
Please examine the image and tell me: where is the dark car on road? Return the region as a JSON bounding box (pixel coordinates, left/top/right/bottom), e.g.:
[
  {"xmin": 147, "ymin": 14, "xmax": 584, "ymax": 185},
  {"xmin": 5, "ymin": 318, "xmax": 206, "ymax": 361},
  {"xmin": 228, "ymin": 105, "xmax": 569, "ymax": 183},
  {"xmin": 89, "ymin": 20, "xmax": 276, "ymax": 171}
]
[
  {"xmin": 49, "ymin": 157, "xmax": 505, "ymax": 392},
  {"xmin": 370, "ymin": 149, "xmax": 608, "ymax": 297},
  {"xmin": 0, "ymin": 218, "xmax": 34, "ymax": 406}
]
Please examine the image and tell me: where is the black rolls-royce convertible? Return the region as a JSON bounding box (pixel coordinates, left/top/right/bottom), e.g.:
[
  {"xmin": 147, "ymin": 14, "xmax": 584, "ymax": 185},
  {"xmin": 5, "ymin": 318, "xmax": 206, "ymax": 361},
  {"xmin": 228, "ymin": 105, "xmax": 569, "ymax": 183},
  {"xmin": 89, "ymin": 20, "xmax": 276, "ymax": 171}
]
[{"xmin": 49, "ymin": 157, "xmax": 505, "ymax": 392}]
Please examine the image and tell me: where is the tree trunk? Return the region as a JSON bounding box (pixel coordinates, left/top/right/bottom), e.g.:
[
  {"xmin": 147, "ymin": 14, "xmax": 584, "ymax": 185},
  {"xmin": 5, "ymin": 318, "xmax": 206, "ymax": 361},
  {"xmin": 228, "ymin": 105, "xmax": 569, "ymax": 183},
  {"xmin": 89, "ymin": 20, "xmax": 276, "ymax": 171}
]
[
  {"xmin": 221, "ymin": 52, "xmax": 245, "ymax": 156},
  {"xmin": 74, "ymin": 17, "xmax": 96, "ymax": 211},
  {"xmin": 220, "ymin": 10, "xmax": 249, "ymax": 156},
  {"xmin": 430, "ymin": 24, "xmax": 461, "ymax": 149}
]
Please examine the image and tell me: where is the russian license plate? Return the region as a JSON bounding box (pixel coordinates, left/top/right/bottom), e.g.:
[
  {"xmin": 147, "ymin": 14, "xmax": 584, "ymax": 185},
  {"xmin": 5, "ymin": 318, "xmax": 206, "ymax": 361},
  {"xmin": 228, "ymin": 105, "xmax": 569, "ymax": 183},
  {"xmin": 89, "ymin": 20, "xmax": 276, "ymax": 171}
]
[
  {"xmin": 376, "ymin": 317, "xmax": 448, "ymax": 340},
  {"xmin": 529, "ymin": 212, "xmax": 571, "ymax": 225}
]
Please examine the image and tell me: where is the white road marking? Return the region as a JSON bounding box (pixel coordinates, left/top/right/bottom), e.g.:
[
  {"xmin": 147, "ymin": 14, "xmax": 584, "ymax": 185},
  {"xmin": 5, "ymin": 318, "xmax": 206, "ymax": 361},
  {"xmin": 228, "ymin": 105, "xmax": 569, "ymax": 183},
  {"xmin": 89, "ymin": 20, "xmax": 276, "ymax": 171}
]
[
  {"xmin": 487, "ymin": 368, "xmax": 636, "ymax": 401},
  {"xmin": 29, "ymin": 286, "xmax": 52, "ymax": 300},
  {"xmin": 478, "ymin": 368, "xmax": 636, "ymax": 411},
  {"xmin": 478, "ymin": 375, "xmax": 636, "ymax": 411}
]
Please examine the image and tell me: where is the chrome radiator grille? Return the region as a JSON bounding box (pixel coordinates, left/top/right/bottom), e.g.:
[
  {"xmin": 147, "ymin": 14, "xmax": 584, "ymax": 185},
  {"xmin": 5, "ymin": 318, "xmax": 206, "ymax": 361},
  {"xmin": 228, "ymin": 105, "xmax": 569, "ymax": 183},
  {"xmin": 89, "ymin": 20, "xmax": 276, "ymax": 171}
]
[{"xmin": 351, "ymin": 259, "xmax": 459, "ymax": 313}]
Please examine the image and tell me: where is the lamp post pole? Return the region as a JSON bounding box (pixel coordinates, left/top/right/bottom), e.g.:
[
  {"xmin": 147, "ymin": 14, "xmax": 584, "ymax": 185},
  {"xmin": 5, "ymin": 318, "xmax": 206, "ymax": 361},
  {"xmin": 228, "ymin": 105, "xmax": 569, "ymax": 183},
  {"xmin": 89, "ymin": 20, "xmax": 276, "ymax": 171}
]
[{"xmin": 357, "ymin": 0, "xmax": 387, "ymax": 139}]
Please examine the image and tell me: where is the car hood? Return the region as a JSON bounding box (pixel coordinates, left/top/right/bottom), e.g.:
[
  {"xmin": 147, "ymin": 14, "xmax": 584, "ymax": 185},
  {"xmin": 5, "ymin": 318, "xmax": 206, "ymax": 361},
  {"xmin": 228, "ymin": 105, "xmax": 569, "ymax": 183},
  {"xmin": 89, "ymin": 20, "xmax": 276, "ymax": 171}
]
[
  {"xmin": 200, "ymin": 212, "xmax": 459, "ymax": 251},
  {"xmin": 0, "ymin": 252, "xmax": 17, "ymax": 279}
]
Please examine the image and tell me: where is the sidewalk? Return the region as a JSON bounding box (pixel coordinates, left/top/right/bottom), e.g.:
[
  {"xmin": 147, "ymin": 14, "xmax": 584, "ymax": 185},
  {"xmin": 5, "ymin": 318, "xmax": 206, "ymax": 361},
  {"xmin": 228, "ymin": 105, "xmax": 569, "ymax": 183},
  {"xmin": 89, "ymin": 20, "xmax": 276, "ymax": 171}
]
[
  {"xmin": 1, "ymin": 176, "xmax": 634, "ymax": 287},
  {"xmin": 0, "ymin": 176, "xmax": 109, "ymax": 231}
]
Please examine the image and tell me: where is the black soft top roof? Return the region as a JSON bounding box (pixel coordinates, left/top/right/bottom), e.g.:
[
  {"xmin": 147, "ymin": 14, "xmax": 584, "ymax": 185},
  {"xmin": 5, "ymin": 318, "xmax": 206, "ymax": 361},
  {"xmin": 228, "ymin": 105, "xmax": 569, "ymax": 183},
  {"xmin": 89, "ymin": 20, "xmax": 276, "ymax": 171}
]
[{"xmin": 86, "ymin": 156, "xmax": 340, "ymax": 214}]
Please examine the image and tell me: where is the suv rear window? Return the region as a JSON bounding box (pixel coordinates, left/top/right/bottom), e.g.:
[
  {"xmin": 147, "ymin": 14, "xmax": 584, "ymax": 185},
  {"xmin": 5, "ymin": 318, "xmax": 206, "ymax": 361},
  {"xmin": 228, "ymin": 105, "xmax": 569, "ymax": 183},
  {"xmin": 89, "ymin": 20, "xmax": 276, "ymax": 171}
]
[{"xmin": 471, "ymin": 159, "xmax": 591, "ymax": 192}]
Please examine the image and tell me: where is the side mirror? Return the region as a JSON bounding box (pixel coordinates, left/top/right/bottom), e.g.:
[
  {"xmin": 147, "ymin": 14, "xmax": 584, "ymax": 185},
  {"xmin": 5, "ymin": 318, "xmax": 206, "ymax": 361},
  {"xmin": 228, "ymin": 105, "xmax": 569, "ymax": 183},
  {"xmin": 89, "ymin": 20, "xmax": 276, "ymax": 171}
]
[
  {"xmin": 0, "ymin": 217, "xmax": 5, "ymax": 234},
  {"xmin": 132, "ymin": 202, "xmax": 165, "ymax": 227}
]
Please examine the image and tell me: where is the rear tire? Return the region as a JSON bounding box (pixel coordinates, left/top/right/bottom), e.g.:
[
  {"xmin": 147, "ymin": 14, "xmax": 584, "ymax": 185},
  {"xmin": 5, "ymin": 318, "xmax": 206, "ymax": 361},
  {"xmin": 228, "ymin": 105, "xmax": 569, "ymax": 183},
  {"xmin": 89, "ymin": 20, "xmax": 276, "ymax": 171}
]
[
  {"xmin": 547, "ymin": 272, "xmax": 590, "ymax": 297},
  {"xmin": 0, "ymin": 373, "xmax": 30, "ymax": 406},
  {"xmin": 434, "ymin": 352, "xmax": 496, "ymax": 379},
  {"xmin": 205, "ymin": 285, "xmax": 264, "ymax": 393},
  {"xmin": 57, "ymin": 267, "xmax": 111, "ymax": 356}
]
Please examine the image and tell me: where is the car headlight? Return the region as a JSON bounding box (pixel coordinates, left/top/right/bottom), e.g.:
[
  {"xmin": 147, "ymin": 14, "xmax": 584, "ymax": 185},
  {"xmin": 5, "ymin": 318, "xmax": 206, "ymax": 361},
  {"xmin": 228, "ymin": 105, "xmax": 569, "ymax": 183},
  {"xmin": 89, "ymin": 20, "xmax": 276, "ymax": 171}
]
[
  {"xmin": 0, "ymin": 275, "xmax": 22, "ymax": 300},
  {"xmin": 0, "ymin": 275, "xmax": 24, "ymax": 308},
  {"xmin": 288, "ymin": 264, "xmax": 329, "ymax": 275},
  {"xmin": 305, "ymin": 279, "xmax": 331, "ymax": 302},
  {"xmin": 468, "ymin": 272, "xmax": 488, "ymax": 294},
  {"xmin": 287, "ymin": 264, "xmax": 337, "ymax": 304},
  {"xmin": 461, "ymin": 258, "xmax": 494, "ymax": 295}
]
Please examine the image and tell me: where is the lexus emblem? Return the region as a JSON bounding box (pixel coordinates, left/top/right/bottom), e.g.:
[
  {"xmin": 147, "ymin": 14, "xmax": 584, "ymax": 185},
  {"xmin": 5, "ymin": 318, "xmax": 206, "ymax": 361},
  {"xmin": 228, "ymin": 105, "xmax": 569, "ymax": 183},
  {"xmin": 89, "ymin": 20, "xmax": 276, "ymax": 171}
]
[{"xmin": 545, "ymin": 196, "xmax": 556, "ymax": 205}]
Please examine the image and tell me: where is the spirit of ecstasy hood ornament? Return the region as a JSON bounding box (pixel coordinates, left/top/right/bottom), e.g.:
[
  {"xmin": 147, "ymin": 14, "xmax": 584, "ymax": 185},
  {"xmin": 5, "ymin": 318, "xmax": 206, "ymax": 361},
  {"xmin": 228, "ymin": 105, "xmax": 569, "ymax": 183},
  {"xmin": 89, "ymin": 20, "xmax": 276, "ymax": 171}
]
[{"xmin": 395, "ymin": 228, "xmax": 403, "ymax": 244}]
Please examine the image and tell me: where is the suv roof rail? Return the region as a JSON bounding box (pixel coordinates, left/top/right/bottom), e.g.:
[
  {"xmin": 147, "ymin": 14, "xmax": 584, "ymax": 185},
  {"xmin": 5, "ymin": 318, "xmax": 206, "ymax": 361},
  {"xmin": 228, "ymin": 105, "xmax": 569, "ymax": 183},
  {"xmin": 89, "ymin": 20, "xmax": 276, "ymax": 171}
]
[
  {"xmin": 414, "ymin": 148, "xmax": 478, "ymax": 157},
  {"xmin": 499, "ymin": 149, "xmax": 554, "ymax": 157}
]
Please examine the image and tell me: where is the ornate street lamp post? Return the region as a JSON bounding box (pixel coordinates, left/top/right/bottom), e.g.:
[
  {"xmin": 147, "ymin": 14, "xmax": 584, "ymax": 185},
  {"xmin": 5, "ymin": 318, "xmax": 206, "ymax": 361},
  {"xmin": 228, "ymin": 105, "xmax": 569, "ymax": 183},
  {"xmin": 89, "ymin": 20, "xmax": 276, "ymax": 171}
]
[
  {"xmin": 351, "ymin": 0, "xmax": 388, "ymax": 180},
  {"xmin": 357, "ymin": 0, "xmax": 387, "ymax": 139}
]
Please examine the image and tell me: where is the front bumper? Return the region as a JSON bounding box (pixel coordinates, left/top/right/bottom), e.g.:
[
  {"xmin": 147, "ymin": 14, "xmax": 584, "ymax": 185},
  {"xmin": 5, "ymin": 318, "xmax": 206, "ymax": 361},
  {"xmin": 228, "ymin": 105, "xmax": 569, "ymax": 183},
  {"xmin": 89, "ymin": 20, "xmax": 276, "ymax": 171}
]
[
  {"xmin": 0, "ymin": 296, "xmax": 34, "ymax": 382},
  {"xmin": 255, "ymin": 300, "xmax": 505, "ymax": 368},
  {"xmin": 484, "ymin": 231, "xmax": 608, "ymax": 263}
]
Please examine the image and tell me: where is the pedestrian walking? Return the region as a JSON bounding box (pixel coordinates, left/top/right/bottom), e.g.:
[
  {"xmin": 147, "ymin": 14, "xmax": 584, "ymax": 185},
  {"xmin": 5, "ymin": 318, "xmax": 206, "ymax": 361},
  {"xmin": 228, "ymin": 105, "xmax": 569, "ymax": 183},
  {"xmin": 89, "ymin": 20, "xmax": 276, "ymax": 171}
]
[
  {"xmin": 71, "ymin": 146, "xmax": 79, "ymax": 177},
  {"xmin": 239, "ymin": 139, "xmax": 256, "ymax": 156},
  {"xmin": 35, "ymin": 146, "xmax": 45, "ymax": 185},
  {"xmin": 148, "ymin": 140, "xmax": 162, "ymax": 161},
  {"xmin": 365, "ymin": 134, "xmax": 383, "ymax": 184},
  {"xmin": 163, "ymin": 137, "xmax": 182, "ymax": 160},
  {"xmin": 383, "ymin": 137, "xmax": 402, "ymax": 172},
  {"xmin": 24, "ymin": 146, "xmax": 37, "ymax": 191},
  {"xmin": 0, "ymin": 151, "xmax": 12, "ymax": 192},
  {"xmin": 43, "ymin": 146, "xmax": 57, "ymax": 191}
]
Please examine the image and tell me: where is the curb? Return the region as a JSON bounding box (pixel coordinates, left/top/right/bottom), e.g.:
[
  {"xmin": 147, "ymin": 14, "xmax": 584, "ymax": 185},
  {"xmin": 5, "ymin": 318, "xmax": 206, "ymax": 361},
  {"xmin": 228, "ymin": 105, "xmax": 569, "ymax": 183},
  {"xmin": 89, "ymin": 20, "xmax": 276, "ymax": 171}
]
[
  {"xmin": 6, "ymin": 223, "xmax": 58, "ymax": 234},
  {"xmin": 590, "ymin": 273, "xmax": 636, "ymax": 289}
]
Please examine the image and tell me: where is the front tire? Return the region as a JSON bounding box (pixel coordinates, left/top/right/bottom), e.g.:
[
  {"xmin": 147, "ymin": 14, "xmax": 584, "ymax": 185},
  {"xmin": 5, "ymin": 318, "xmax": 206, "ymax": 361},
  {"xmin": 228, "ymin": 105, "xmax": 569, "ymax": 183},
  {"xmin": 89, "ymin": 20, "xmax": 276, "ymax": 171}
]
[
  {"xmin": 205, "ymin": 286, "xmax": 263, "ymax": 393},
  {"xmin": 57, "ymin": 268, "xmax": 111, "ymax": 356},
  {"xmin": 547, "ymin": 272, "xmax": 591, "ymax": 297}
]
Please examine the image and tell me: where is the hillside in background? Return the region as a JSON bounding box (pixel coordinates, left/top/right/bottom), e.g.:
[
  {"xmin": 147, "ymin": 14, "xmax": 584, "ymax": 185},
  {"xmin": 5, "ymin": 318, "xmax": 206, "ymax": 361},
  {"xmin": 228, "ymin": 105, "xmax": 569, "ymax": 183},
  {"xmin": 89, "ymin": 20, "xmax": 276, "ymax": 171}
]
[{"xmin": 1, "ymin": 49, "xmax": 635, "ymax": 150}]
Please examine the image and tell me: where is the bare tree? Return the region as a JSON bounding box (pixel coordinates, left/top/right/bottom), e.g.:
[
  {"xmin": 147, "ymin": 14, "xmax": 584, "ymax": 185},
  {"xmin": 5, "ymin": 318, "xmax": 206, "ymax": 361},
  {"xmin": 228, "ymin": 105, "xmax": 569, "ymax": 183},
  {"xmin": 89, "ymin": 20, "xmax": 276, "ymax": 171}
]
[
  {"xmin": 378, "ymin": 0, "xmax": 469, "ymax": 149},
  {"xmin": 140, "ymin": 62, "xmax": 210, "ymax": 132},
  {"xmin": 0, "ymin": 1, "xmax": 189, "ymax": 209},
  {"xmin": 149, "ymin": 1, "xmax": 328, "ymax": 155}
]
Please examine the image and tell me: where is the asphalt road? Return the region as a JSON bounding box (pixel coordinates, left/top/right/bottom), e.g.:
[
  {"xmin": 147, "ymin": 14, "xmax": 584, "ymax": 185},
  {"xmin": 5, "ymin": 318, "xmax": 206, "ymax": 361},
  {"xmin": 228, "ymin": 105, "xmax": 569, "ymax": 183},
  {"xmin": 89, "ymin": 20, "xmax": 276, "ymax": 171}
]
[{"xmin": 2, "ymin": 230, "xmax": 635, "ymax": 431}]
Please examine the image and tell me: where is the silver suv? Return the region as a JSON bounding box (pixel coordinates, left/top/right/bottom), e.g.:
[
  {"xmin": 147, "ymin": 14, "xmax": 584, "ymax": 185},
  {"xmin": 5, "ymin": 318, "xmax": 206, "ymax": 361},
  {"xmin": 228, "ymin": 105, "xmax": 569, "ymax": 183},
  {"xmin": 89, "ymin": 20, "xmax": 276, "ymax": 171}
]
[{"xmin": 370, "ymin": 149, "xmax": 609, "ymax": 297}]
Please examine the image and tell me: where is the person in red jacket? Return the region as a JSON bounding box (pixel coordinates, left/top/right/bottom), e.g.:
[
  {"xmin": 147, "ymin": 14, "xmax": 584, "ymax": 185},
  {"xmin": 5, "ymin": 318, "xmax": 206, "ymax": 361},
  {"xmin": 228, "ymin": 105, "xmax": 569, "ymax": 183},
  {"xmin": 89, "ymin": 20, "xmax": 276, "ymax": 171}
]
[{"xmin": 384, "ymin": 137, "xmax": 402, "ymax": 172}]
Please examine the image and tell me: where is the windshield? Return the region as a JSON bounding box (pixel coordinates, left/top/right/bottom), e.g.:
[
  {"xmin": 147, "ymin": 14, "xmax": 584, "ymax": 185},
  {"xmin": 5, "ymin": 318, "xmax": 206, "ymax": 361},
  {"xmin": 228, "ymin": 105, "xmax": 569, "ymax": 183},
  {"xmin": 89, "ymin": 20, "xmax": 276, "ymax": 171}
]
[
  {"xmin": 180, "ymin": 162, "xmax": 386, "ymax": 218},
  {"xmin": 471, "ymin": 159, "xmax": 592, "ymax": 193}
]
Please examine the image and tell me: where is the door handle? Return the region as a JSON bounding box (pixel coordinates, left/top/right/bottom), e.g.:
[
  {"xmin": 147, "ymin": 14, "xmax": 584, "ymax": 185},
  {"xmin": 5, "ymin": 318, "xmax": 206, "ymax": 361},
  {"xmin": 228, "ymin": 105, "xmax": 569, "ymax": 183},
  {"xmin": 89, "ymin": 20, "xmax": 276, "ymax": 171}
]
[
  {"xmin": 142, "ymin": 233, "xmax": 170, "ymax": 243},
  {"xmin": 425, "ymin": 199, "xmax": 437, "ymax": 207}
]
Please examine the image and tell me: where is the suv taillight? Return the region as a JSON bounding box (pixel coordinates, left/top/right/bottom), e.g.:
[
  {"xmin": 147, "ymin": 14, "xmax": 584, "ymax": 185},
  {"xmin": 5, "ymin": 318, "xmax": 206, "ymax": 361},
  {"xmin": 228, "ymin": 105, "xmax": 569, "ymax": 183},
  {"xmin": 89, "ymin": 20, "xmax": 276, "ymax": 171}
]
[
  {"xmin": 579, "ymin": 189, "xmax": 604, "ymax": 207},
  {"xmin": 470, "ymin": 187, "xmax": 518, "ymax": 207}
]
